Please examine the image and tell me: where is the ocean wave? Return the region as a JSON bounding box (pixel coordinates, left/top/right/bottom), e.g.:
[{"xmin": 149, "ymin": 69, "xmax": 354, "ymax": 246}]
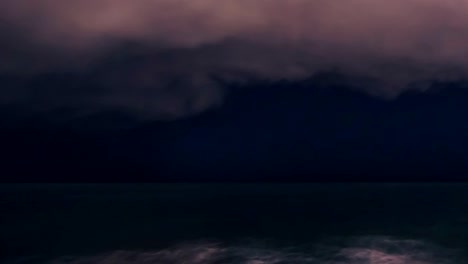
[{"xmin": 4, "ymin": 236, "xmax": 461, "ymax": 264}]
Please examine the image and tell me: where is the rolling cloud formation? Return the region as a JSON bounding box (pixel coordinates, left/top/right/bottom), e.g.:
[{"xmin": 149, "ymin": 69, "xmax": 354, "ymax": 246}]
[{"xmin": 1, "ymin": 0, "xmax": 468, "ymax": 118}]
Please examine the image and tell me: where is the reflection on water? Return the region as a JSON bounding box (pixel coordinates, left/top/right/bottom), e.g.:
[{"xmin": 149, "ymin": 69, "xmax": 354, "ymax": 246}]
[
  {"xmin": 6, "ymin": 236, "xmax": 460, "ymax": 264},
  {"xmin": 2, "ymin": 184, "xmax": 467, "ymax": 263}
]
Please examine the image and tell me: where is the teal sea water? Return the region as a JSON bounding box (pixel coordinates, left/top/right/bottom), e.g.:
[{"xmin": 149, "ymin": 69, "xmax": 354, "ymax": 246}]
[{"xmin": 1, "ymin": 183, "xmax": 467, "ymax": 263}]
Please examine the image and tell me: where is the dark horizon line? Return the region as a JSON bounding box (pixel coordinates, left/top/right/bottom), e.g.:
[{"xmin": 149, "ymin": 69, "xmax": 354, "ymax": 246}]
[{"xmin": 3, "ymin": 179, "xmax": 468, "ymax": 184}]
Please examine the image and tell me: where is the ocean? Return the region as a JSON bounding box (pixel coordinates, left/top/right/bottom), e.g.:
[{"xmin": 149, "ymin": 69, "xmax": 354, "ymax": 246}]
[{"xmin": 1, "ymin": 183, "xmax": 467, "ymax": 263}]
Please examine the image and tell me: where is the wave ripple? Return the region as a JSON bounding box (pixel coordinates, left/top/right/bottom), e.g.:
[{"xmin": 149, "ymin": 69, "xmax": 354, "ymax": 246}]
[{"xmin": 5, "ymin": 236, "xmax": 461, "ymax": 264}]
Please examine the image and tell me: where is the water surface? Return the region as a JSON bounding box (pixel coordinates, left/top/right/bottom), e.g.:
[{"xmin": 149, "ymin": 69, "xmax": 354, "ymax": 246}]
[{"xmin": 1, "ymin": 183, "xmax": 467, "ymax": 263}]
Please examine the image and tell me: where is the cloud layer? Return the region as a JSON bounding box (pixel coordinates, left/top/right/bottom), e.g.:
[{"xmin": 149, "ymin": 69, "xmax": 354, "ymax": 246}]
[{"xmin": 1, "ymin": 0, "xmax": 468, "ymax": 118}]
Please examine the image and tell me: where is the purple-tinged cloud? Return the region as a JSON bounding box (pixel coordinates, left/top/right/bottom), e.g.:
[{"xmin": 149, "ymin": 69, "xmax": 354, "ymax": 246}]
[{"xmin": 1, "ymin": 0, "xmax": 468, "ymax": 118}]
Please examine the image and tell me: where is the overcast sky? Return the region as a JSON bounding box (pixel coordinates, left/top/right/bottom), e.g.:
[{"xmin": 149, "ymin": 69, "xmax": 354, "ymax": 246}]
[{"xmin": 1, "ymin": 0, "xmax": 468, "ymax": 118}]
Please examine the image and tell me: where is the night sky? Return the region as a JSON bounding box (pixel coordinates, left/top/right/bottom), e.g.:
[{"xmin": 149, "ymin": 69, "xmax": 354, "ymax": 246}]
[{"xmin": 1, "ymin": 0, "xmax": 468, "ymax": 182}]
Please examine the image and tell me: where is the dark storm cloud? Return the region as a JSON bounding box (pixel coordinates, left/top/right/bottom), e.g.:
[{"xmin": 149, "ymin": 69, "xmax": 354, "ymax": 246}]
[{"xmin": 1, "ymin": 0, "xmax": 468, "ymax": 118}]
